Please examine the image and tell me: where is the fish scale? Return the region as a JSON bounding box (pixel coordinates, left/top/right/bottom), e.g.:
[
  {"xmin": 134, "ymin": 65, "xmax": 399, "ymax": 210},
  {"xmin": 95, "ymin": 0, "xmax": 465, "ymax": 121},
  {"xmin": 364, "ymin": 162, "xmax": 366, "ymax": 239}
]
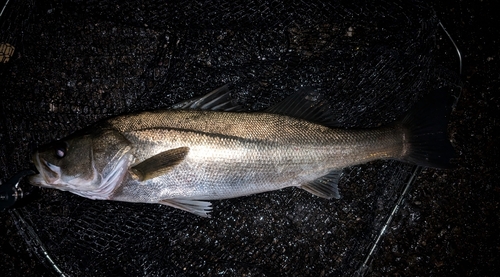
[
  {"xmin": 109, "ymin": 110, "xmax": 403, "ymax": 200},
  {"xmin": 29, "ymin": 86, "xmax": 454, "ymax": 217}
]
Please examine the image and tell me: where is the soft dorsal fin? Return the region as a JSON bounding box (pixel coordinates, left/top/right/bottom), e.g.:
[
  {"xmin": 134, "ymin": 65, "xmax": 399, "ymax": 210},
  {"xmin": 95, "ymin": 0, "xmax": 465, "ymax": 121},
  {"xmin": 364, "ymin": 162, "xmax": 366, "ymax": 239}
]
[
  {"xmin": 266, "ymin": 87, "xmax": 339, "ymax": 127},
  {"xmin": 300, "ymin": 170, "xmax": 341, "ymax": 199},
  {"xmin": 130, "ymin": 147, "xmax": 189, "ymax": 181},
  {"xmin": 171, "ymin": 85, "xmax": 243, "ymax": 111}
]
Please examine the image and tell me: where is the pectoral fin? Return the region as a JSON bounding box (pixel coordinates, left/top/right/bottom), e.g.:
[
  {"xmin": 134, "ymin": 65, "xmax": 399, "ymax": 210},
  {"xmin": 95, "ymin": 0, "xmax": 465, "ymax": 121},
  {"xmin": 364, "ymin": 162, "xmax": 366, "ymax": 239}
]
[
  {"xmin": 300, "ymin": 170, "xmax": 341, "ymax": 199},
  {"xmin": 130, "ymin": 147, "xmax": 189, "ymax": 181},
  {"xmin": 159, "ymin": 199, "xmax": 212, "ymax": 217}
]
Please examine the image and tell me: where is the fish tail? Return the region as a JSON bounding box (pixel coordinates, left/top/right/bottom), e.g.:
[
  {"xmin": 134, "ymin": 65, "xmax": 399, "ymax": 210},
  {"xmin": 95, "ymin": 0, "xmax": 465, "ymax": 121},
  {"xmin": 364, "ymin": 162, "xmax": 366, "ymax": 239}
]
[{"xmin": 400, "ymin": 88, "xmax": 455, "ymax": 168}]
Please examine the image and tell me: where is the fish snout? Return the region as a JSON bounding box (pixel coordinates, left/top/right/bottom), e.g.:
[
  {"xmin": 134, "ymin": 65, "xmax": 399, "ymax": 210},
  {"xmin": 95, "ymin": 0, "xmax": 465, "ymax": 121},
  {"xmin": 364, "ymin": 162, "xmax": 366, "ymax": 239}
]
[{"xmin": 30, "ymin": 152, "xmax": 62, "ymax": 187}]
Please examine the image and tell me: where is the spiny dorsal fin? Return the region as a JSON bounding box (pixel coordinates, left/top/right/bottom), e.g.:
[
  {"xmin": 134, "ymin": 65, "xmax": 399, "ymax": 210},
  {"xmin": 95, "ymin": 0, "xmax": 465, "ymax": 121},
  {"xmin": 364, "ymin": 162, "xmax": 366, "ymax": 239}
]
[
  {"xmin": 130, "ymin": 147, "xmax": 189, "ymax": 181},
  {"xmin": 266, "ymin": 87, "xmax": 339, "ymax": 127},
  {"xmin": 300, "ymin": 170, "xmax": 341, "ymax": 199},
  {"xmin": 171, "ymin": 84, "xmax": 243, "ymax": 111},
  {"xmin": 159, "ymin": 199, "xmax": 212, "ymax": 217}
]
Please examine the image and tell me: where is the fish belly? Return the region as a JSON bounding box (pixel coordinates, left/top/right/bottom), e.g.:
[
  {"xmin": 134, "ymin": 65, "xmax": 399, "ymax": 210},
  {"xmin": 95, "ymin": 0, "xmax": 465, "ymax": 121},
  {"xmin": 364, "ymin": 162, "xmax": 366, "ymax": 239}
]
[{"xmin": 108, "ymin": 111, "xmax": 403, "ymax": 203}]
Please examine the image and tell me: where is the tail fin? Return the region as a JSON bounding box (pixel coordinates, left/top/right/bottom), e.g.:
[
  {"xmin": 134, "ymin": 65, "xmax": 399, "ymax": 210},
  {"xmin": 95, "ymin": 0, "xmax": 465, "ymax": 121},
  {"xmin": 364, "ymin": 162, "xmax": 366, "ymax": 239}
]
[{"xmin": 401, "ymin": 88, "xmax": 455, "ymax": 168}]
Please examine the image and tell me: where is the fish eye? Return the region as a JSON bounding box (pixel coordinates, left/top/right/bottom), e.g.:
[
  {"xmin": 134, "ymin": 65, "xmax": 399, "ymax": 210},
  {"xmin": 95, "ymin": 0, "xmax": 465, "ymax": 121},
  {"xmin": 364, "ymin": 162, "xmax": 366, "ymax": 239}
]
[{"xmin": 53, "ymin": 141, "xmax": 68, "ymax": 158}]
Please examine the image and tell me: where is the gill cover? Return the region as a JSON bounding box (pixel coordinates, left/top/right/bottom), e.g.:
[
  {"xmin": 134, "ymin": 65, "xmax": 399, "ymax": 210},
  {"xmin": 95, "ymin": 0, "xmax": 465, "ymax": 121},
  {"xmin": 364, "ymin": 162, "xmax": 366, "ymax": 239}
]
[{"xmin": 30, "ymin": 128, "xmax": 134, "ymax": 199}]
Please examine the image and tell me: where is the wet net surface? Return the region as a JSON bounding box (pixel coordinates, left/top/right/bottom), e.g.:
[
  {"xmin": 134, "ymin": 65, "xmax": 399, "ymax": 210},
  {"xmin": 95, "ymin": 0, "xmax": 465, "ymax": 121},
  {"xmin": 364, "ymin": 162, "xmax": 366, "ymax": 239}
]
[{"xmin": 2, "ymin": 0, "xmax": 498, "ymax": 276}]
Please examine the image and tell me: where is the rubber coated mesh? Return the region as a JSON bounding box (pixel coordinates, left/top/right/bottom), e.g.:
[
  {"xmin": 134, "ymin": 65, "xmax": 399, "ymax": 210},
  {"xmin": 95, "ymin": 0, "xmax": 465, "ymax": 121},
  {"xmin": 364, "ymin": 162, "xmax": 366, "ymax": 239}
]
[{"xmin": 0, "ymin": 0, "xmax": 459, "ymax": 276}]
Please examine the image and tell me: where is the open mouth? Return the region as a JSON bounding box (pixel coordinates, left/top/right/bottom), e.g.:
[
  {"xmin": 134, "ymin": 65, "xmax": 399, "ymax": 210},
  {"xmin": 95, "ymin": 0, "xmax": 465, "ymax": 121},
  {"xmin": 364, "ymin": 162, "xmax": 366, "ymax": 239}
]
[{"xmin": 30, "ymin": 152, "xmax": 62, "ymax": 187}]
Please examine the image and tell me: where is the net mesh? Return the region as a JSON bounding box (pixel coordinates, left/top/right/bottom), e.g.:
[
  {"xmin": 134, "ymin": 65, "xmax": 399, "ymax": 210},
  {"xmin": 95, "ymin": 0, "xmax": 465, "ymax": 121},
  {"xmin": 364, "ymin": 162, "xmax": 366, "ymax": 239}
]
[{"xmin": 1, "ymin": 0, "xmax": 460, "ymax": 276}]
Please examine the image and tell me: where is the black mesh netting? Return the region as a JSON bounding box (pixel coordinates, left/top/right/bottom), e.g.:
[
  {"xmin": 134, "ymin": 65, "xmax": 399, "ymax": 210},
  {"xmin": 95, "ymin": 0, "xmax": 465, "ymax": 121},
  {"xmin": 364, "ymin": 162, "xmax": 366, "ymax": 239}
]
[{"xmin": 0, "ymin": 0, "xmax": 466, "ymax": 276}]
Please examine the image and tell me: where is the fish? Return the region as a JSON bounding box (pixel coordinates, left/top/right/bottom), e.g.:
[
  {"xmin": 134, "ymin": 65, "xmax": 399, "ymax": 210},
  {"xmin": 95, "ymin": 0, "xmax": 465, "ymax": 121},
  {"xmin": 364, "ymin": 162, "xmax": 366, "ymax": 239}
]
[{"xmin": 29, "ymin": 85, "xmax": 455, "ymax": 217}]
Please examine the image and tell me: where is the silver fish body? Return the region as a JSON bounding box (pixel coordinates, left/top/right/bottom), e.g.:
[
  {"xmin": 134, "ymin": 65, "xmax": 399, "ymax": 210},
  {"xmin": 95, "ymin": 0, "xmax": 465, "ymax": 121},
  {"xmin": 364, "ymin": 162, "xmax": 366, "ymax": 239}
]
[
  {"xmin": 109, "ymin": 110, "xmax": 403, "ymax": 200},
  {"xmin": 29, "ymin": 86, "xmax": 454, "ymax": 216}
]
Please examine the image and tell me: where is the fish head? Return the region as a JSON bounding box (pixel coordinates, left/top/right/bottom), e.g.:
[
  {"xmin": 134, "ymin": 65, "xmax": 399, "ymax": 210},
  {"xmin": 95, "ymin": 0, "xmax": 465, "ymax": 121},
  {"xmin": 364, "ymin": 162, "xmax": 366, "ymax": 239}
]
[{"xmin": 29, "ymin": 129, "xmax": 133, "ymax": 199}]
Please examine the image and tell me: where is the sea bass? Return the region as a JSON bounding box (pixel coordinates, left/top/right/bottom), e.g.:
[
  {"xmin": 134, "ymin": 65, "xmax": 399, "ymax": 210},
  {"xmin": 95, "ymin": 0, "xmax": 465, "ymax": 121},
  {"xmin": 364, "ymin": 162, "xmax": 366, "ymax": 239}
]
[{"xmin": 29, "ymin": 86, "xmax": 454, "ymax": 217}]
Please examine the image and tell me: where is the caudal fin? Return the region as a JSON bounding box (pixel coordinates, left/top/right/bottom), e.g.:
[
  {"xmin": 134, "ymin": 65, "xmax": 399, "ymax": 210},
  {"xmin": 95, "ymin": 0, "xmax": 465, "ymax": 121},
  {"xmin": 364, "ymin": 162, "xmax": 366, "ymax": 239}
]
[{"xmin": 401, "ymin": 88, "xmax": 455, "ymax": 168}]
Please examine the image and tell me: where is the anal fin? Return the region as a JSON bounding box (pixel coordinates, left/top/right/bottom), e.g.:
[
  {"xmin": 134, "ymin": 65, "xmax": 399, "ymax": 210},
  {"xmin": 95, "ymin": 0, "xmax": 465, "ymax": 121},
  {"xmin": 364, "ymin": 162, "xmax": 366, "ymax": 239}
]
[
  {"xmin": 159, "ymin": 199, "xmax": 212, "ymax": 217},
  {"xmin": 301, "ymin": 170, "xmax": 341, "ymax": 199},
  {"xmin": 130, "ymin": 147, "xmax": 189, "ymax": 181}
]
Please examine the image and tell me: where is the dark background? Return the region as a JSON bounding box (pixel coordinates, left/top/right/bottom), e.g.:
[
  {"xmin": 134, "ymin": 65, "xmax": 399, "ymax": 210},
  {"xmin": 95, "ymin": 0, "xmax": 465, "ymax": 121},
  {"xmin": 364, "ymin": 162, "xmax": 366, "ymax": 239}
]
[{"xmin": 0, "ymin": 0, "xmax": 498, "ymax": 276}]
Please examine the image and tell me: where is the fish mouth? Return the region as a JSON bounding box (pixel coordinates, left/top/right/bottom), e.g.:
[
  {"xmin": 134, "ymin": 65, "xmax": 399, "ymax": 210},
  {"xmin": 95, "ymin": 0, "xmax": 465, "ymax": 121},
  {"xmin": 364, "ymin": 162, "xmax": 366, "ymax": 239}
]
[{"xmin": 30, "ymin": 152, "xmax": 62, "ymax": 187}]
